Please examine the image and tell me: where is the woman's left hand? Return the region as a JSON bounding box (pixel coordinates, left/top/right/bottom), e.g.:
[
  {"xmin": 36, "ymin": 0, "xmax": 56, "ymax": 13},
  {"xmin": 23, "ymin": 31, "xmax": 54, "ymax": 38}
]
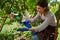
[{"xmin": 29, "ymin": 28, "xmax": 35, "ymax": 31}]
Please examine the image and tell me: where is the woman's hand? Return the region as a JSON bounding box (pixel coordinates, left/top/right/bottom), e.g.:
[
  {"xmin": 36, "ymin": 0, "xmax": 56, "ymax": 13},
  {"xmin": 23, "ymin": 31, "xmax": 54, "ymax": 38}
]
[{"xmin": 29, "ymin": 28, "xmax": 35, "ymax": 31}]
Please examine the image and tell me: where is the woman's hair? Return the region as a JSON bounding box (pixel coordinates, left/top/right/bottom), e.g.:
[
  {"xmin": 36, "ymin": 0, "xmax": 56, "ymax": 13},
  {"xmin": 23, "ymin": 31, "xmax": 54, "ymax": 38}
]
[{"xmin": 37, "ymin": 0, "xmax": 49, "ymax": 11}]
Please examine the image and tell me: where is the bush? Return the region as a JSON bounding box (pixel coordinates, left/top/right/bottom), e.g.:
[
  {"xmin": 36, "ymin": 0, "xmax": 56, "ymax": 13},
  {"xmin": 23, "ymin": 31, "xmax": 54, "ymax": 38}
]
[{"xmin": 0, "ymin": 32, "xmax": 14, "ymax": 40}]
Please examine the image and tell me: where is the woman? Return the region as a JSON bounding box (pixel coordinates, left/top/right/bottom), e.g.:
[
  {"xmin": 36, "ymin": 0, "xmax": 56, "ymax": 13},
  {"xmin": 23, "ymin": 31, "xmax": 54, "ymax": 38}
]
[{"xmin": 29, "ymin": 0, "xmax": 57, "ymax": 40}]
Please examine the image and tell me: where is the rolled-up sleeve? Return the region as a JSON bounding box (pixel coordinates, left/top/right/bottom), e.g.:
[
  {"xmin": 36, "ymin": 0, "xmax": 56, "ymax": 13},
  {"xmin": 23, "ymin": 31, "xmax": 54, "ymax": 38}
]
[{"xmin": 35, "ymin": 16, "xmax": 53, "ymax": 32}]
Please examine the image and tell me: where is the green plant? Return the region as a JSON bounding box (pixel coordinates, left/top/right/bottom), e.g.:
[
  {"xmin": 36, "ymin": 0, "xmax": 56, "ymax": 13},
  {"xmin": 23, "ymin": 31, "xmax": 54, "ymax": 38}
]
[{"xmin": 0, "ymin": 32, "xmax": 14, "ymax": 40}]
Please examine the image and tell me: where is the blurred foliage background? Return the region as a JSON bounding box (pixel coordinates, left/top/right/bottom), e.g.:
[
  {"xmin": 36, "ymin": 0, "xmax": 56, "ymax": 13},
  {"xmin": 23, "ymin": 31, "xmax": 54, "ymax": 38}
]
[{"xmin": 0, "ymin": 0, "xmax": 60, "ymax": 40}]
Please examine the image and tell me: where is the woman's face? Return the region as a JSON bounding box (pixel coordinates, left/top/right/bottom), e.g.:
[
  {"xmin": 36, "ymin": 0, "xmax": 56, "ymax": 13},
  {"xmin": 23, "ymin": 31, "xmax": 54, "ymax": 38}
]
[{"xmin": 37, "ymin": 5, "xmax": 46, "ymax": 14}]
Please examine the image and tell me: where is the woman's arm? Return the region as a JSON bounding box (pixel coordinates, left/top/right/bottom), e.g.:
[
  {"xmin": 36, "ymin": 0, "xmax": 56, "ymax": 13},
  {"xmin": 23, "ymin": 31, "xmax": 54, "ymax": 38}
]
[
  {"xmin": 35, "ymin": 16, "xmax": 53, "ymax": 32},
  {"xmin": 29, "ymin": 16, "xmax": 53, "ymax": 32},
  {"xmin": 29, "ymin": 13, "xmax": 41, "ymax": 23}
]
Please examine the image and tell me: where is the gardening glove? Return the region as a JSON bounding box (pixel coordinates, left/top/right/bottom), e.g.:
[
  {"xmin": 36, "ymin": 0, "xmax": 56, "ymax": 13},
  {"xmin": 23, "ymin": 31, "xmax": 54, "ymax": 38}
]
[
  {"xmin": 22, "ymin": 20, "xmax": 31, "ymax": 28},
  {"xmin": 17, "ymin": 27, "xmax": 29, "ymax": 31}
]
